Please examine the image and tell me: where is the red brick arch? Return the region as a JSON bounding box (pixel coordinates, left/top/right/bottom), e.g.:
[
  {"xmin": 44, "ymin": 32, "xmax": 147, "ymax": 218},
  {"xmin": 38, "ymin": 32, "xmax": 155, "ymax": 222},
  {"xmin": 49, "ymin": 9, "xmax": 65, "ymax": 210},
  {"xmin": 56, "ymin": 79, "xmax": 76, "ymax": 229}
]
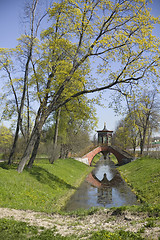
[{"xmin": 82, "ymin": 146, "xmax": 132, "ymax": 165}]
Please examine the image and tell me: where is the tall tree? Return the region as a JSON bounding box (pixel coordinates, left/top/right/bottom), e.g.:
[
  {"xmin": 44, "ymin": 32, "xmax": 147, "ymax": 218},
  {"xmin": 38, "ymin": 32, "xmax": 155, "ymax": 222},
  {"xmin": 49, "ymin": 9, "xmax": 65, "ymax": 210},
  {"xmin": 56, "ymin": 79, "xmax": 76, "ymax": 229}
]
[
  {"xmin": 8, "ymin": 0, "xmax": 39, "ymax": 164},
  {"xmin": 0, "ymin": 0, "xmax": 47, "ymax": 164},
  {"xmin": 47, "ymin": 95, "xmax": 97, "ymax": 163},
  {"xmin": 134, "ymin": 90, "xmax": 160, "ymax": 154},
  {"xmin": 1, "ymin": 0, "xmax": 160, "ymax": 172},
  {"xmin": 114, "ymin": 89, "xmax": 160, "ymax": 155},
  {"xmin": 18, "ymin": 0, "xmax": 160, "ymax": 172},
  {"xmin": 112, "ymin": 116, "xmax": 139, "ymax": 154}
]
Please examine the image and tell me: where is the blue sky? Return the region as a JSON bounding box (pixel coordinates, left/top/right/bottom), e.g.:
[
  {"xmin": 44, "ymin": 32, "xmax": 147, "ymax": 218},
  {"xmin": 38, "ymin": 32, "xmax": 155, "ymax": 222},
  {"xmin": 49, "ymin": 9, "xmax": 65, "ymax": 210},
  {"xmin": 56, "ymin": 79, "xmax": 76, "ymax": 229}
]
[{"xmin": 0, "ymin": 0, "xmax": 160, "ymax": 135}]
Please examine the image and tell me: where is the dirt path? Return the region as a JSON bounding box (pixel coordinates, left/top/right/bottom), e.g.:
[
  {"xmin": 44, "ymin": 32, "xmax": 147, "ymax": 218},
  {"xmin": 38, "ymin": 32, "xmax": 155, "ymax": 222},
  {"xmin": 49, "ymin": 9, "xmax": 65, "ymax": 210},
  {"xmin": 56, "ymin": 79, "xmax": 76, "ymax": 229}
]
[{"xmin": 0, "ymin": 207, "xmax": 159, "ymax": 239}]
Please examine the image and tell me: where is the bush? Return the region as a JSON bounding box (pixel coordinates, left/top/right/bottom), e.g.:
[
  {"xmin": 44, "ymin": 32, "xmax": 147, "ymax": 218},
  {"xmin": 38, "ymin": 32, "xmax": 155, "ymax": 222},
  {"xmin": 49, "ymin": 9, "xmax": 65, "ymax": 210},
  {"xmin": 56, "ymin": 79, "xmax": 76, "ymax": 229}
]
[{"xmin": 142, "ymin": 151, "xmax": 160, "ymax": 159}]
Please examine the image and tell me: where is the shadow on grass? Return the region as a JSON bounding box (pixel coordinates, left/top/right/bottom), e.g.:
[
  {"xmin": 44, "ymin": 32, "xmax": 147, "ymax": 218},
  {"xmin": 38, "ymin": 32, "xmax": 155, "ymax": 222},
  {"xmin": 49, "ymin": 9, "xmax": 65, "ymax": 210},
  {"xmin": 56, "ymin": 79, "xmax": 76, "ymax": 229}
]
[
  {"xmin": 0, "ymin": 162, "xmax": 76, "ymax": 191},
  {"xmin": 0, "ymin": 162, "xmax": 17, "ymax": 170},
  {"xmin": 26, "ymin": 165, "xmax": 77, "ymax": 190},
  {"xmin": 0, "ymin": 162, "xmax": 76, "ymax": 189}
]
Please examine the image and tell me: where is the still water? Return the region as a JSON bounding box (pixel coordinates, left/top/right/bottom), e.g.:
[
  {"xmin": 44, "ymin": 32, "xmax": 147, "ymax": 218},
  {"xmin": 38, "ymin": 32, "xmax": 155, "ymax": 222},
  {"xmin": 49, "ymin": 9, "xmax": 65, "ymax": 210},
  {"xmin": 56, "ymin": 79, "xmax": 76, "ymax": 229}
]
[{"xmin": 64, "ymin": 155, "xmax": 138, "ymax": 211}]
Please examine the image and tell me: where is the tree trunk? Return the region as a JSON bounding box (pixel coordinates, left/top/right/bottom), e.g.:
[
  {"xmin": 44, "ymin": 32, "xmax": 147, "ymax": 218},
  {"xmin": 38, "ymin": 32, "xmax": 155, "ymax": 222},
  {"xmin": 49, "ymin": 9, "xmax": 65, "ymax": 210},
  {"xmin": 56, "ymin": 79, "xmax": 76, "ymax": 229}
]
[
  {"xmin": 17, "ymin": 119, "xmax": 42, "ymax": 173},
  {"xmin": 140, "ymin": 139, "xmax": 144, "ymax": 155},
  {"xmin": 60, "ymin": 144, "xmax": 69, "ymax": 159},
  {"xmin": 17, "ymin": 103, "xmax": 51, "ymax": 173},
  {"xmin": 147, "ymin": 126, "xmax": 152, "ymax": 153},
  {"xmin": 8, "ymin": 45, "xmax": 33, "ymax": 164},
  {"xmin": 8, "ymin": 0, "xmax": 40, "ymax": 166},
  {"xmin": 8, "ymin": 122, "xmax": 20, "ymax": 165},
  {"xmin": 27, "ymin": 134, "xmax": 40, "ymax": 168},
  {"xmin": 133, "ymin": 142, "xmax": 136, "ymax": 155},
  {"xmin": 27, "ymin": 82, "xmax": 30, "ymax": 143},
  {"xmin": 50, "ymin": 108, "xmax": 61, "ymax": 164}
]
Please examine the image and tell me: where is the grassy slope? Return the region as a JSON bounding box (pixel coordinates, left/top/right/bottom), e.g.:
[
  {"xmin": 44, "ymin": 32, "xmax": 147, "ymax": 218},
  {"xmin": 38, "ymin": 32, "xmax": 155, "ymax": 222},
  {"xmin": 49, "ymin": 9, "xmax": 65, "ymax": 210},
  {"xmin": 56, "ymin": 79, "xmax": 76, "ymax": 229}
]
[
  {"xmin": 0, "ymin": 156, "xmax": 160, "ymax": 239},
  {"xmin": 0, "ymin": 158, "xmax": 92, "ymax": 213},
  {"xmin": 119, "ymin": 157, "xmax": 160, "ymax": 207}
]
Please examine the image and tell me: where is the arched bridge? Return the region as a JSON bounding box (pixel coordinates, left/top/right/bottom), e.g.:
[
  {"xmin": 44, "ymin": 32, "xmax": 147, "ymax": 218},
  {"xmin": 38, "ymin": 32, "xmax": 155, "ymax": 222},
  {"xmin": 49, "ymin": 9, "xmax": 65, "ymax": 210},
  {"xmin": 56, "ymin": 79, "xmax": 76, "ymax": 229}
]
[{"xmin": 81, "ymin": 145, "xmax": 133, "ymax": 166}]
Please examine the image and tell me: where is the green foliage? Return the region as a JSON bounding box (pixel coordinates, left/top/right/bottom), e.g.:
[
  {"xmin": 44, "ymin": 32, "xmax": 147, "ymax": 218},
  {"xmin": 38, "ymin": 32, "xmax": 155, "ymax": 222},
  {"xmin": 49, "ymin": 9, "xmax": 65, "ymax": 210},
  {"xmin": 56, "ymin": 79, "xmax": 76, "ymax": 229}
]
[
  {"xmin": 110, "ymin": 153, "xmax": 118, "ymax": 165},
  {"xmin": 144, "ymin": 219, "xmax": 155, "ymax": 228},
  {"xmin": 42, "ymin": 102, "xmax": 97, "ymax": 160},
  {"xmin": 1, "ymin": 0, "xmax": 160, "ymax": 172},
  {"xmin": 91, "ymin": 154, "xmax": 101, "ymax": 166},
  {"xmin": 112, "ymin": 116, "xmax": 139, "ymax": 151},
  {"xmin": 0, "ymin": 218, "xmax": 76, "ymax": 240},
  {"xmin": 89, "ymin": 229, "xmax": 144, "ymax": 240},
  {"xmin": 113, "ymin": 89, "xmax": 160, "ymax": 154},
  {"xmin": 62, "ymin": 206, "xmax": 99, "ymax": 217},
  {"xmin": 143, "ymin": 151, "xmax": 160, "ymax": 159},
  {"xmin": 0, "ymin": 218, "xmax": 38, "ymax": 240},
  {"xmin": 0, "ymin": 158, "xmax": 91, "ymax": 212},
  {"xmin": 0, "ymin": 125, "xmax": 13, "ymax": 155},
  {"xmin": 119, "ymin": 157, "xmax": 160, "ymax": 206}
]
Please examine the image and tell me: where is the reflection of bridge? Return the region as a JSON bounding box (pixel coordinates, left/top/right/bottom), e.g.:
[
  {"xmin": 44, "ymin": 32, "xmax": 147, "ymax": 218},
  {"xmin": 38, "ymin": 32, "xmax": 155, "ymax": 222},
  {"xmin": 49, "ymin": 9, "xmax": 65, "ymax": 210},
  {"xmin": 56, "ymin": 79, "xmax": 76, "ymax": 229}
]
[
  {"xmin": 86, "ymin": 171, "xmax": 123, "ymax": 188},
  {"xmin": 86, "ymin": 164, "xmax": 126, "ymax": 206},
  {"xmin": 81, "ymin": 145, "xmax": 133, "ymax": 166}
]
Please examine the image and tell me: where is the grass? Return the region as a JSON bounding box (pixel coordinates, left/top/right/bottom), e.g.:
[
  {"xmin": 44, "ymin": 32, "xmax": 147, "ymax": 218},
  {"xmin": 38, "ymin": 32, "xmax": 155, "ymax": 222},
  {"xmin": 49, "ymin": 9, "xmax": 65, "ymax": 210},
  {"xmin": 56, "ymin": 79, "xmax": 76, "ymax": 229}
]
[
  {"xmin": 89, "ymin": 229, "xmax": 144, "ymax": 240},
  {"xmin": 119, "ymin": 156, "xmax": 160, "ymax": 207},
  {"xmin": 109, "ymin": 153, "xmax": 118, "ymax": 165},
  {"xmin": 0, "ymin": 158, "xmax": 92, "ymax": 213},
  {"xmin": 91, "ymin": 153, "xmax": 101, "ymax": 166},
  {"xmin": 0, "ymin": 155, "xmax": 160, "ymax": 239},
  {"xmin": 0, "ymin": 218, "xmax": 147, "ymax": 240},
  {"xmin": 0, "ymin": 218, "xmax": 76, "ymax": 240}
]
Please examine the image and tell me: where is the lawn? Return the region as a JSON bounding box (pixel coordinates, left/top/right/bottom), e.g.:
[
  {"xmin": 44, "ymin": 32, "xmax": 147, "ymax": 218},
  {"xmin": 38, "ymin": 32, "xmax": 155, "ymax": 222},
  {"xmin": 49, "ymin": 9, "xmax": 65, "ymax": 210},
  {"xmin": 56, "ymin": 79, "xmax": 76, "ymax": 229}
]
[
  {"xmin": 0, "ymin": 158, "xmax": 92, "ymax": 213},
  {"xmin": 0, "ymin": 218, "xmax": 146, "ymax": 240},
  {"xmin": 0, "ymin": 156, "xmax": 160, "ymax": 239},
  {"xmin": 119, "ymin": 156, "xmax": 160, "ymax": 207}
]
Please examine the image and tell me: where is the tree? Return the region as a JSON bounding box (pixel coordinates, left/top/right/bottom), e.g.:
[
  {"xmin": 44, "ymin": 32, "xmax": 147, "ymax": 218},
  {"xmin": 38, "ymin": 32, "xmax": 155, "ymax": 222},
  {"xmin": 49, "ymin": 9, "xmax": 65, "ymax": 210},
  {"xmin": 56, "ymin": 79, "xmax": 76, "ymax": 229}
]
[
  {"xmin": 133, "ymin": 90, "xmax": 160, "ymax": 155},
  {"xmin": 112, "ymin": 116, "xmax": 139, "ymax": 154},
  {"xmin": 113, "ymin": 89, "xmax": 160, "ymax": 155},
  {"xmin": 47, "ymin": 96, "xmax": 97, "ymax": 163},
  {"xmin": 57, "ymin": 103, "xmax": 96, "ymax": 158},
  {"xmin": 26, "ymin": 93, "xmax": 97, "ymax": 168},
  {"xmin": 0, "ymin": 125, "xmax": 13, "ymax": 156},
  {"xmin": 1, "ymin": 0, "xmax": 160, "ymax": 172},
  {"xmin": 0, "ymin": 0, "xmax": 47, "ymax": 164}
]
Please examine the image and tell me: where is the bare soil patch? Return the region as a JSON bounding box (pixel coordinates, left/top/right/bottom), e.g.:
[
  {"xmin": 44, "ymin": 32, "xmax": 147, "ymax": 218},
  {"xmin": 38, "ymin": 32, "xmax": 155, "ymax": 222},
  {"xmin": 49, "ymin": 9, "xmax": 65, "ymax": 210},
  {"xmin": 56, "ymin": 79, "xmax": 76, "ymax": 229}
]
[{"xmin": 0, "ymin": 207, "xmax": 160, "ymax": 239}]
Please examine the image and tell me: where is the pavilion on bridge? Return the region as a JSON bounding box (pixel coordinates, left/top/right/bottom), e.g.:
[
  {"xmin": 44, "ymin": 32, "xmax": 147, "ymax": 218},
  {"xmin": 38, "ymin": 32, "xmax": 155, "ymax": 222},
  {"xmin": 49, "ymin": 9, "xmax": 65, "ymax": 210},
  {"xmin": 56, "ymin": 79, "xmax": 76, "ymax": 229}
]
[{"xmin": 97, "ymin": 123, "xmax": 113, "ymax": 146}]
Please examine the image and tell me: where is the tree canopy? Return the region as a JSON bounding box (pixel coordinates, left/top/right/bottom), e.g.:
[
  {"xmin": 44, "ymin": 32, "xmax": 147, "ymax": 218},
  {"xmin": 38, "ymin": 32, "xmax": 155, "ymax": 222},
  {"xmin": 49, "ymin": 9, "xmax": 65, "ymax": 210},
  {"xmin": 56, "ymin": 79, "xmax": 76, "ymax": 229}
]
[
  {"xmin": 0, "ymin": 0, "xmax": 160, "ymax": 172},
  {"xmin": 113, "ymin": 89, "xmax": 160, "ymax": 154}
]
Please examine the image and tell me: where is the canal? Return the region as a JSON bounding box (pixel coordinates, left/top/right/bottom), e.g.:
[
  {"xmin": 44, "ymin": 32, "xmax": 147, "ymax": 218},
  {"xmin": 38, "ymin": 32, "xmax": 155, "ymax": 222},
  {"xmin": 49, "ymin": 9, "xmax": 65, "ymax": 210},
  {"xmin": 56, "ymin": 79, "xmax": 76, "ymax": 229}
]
[{"xmin": 64, "ymin": 154, "xmax": 138, "ymax": 211}]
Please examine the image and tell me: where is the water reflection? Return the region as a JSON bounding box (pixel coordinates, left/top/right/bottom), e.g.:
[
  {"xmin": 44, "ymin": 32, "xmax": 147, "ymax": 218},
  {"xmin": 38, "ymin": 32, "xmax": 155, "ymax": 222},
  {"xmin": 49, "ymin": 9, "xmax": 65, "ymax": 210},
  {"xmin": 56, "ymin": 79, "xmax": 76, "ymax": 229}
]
[{"xmin": 64, "ymin": 155, "xmax": 138, "ymax": 211}]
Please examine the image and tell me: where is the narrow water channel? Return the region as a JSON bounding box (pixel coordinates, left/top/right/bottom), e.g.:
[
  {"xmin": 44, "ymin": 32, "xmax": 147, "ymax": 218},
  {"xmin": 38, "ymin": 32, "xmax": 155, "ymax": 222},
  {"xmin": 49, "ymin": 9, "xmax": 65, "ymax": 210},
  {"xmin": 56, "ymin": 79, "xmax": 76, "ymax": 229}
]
[{"xmin": 64, "ymin": 155, "xmax": 138, "ymax": 211}]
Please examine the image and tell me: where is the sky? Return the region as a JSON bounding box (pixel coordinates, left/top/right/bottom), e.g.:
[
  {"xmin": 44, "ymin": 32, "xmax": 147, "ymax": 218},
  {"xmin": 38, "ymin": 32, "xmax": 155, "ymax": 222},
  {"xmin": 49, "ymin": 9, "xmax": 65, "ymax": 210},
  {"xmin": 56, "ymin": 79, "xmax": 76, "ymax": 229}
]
[{"xmin": 0, "ymin": 0, "xmax": 160, "ymax": 135}]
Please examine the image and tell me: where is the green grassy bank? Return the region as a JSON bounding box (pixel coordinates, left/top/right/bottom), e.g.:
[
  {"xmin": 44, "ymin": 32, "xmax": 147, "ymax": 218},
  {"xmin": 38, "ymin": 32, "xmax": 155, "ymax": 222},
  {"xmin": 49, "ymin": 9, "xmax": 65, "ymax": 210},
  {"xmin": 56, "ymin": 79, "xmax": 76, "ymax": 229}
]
[
  {"xmin": 0, "ymin": 156, "xmax": 160, "ymax": 239},
  {"xmin": 119, "ymin": 156, "xmax": 160, "ymax": 210},
  {"xmin": 0, "ymin": 158, "xmax": 92, "ymax": 213}
]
